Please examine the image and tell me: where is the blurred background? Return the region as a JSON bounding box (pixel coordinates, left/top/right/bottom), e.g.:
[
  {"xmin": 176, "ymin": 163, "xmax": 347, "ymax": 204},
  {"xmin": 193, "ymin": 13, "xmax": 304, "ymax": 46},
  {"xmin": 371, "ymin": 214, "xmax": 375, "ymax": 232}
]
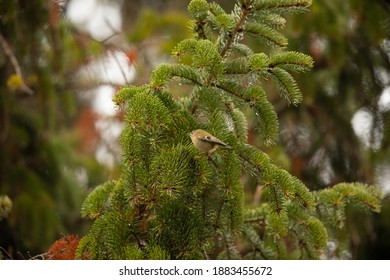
[{"xmin": 0, "ymin": 0, "xmax": 389, "ymax": 259}]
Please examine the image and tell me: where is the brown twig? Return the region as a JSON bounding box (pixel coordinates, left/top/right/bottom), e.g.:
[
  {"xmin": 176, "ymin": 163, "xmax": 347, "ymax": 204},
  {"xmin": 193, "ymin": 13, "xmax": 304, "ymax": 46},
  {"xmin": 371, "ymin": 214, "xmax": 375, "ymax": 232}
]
[
  {"xmin": 220, "ymin": 6, "xmax": 249, "ymax": 58},
  {"xmin": 0, "ymin": 33, "xmax": 34, "ymax": 95}
]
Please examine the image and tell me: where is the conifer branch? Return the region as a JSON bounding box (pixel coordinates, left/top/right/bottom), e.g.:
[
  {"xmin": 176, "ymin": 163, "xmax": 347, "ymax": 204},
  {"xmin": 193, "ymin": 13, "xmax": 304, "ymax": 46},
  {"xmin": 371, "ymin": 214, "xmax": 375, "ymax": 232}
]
[
  {"xmin": 252, "ymin": 0, "xmax": 312, "ymax": 13},
  {"xmin": 220, "ymin": 4, "xmax": 248, "ymax": 58},
  {"xmin": 78, "ymin": 0, "xmax": 382, "ymax": 260}
]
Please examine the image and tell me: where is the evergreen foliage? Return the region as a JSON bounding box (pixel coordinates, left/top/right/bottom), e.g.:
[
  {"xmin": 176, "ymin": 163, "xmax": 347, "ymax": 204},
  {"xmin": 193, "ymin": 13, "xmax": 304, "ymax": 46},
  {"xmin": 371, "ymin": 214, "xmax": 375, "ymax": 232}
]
[
  {"xmin": 280, "ymin": 0, "xmax": 390, "ymax": 258},
  {"xmin": 77, "ymin": 0, "xmax": 382, "ymax": 259}
]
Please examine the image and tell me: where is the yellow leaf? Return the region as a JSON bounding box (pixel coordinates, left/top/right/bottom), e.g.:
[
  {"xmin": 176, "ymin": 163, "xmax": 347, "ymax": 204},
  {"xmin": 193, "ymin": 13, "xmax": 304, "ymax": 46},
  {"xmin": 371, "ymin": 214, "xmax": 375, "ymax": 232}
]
[{"xmin": 7, "ymin": 74, "xmax": 24, "ymax": 91}]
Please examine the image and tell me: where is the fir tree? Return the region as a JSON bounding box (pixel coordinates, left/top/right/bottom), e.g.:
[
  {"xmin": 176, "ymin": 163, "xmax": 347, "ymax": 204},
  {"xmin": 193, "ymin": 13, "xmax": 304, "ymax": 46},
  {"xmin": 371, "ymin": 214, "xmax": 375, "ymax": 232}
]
[{"xmin": 77, "ymin": 0, "xmax": 382, "ymax": 260}]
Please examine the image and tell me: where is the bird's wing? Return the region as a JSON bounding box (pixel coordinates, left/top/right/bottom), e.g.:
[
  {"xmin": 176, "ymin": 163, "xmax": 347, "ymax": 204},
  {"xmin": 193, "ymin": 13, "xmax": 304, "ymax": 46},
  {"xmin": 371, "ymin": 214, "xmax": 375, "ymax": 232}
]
[{"xmin": 201, "ymin": 135, "xmax": 228, "ymax": 146}]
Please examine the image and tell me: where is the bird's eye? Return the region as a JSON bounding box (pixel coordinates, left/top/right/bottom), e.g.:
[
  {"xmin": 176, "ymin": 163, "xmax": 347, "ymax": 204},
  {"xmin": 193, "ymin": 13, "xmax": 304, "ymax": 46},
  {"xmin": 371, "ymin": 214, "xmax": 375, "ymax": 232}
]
[{"xmin": 205, "ymin": 136, "xmax": 211, "ymax": 140}]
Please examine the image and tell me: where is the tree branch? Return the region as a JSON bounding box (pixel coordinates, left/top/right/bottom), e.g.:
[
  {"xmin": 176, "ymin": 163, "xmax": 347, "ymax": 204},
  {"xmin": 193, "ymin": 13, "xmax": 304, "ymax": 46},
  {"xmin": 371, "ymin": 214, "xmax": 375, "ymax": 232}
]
[{"xmin": 0, "ymin": 33, "xmax": 34, "ymax": 95}]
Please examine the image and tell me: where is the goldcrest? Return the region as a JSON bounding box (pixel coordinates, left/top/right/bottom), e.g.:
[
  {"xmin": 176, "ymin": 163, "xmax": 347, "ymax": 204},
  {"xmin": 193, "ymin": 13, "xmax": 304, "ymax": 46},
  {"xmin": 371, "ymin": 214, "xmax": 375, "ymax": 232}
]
[{"xmin": 190, "ymin": 129, "xmax": 230, "ymax": 153}]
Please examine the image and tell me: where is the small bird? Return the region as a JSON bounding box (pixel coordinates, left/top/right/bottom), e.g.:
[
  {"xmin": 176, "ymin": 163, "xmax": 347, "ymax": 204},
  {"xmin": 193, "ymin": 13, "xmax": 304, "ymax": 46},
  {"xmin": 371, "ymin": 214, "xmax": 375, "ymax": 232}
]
[{"xmin": 190, "ymin": 129, "xmax": 230, "ymax": 153}]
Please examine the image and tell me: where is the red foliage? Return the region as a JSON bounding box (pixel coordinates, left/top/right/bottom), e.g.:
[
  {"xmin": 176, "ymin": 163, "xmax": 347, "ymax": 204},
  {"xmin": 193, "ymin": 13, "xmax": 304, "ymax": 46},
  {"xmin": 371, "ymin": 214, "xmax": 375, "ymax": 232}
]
[
  {"xmin": 46, "ymin": 235, "xmax": 80, "ymax": 260},
  {"xmin": 75, "ymin": 106, "xmax": 99, "ymax": 154}
]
